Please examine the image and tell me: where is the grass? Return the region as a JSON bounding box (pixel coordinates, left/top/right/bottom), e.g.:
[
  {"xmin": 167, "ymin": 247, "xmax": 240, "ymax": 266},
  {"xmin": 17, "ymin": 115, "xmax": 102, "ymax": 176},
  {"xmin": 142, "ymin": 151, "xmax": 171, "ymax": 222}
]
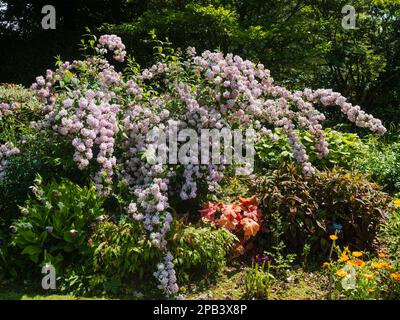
[
  {"xmin": 0, "ymin": 281, "xmax": 109, "ymax": 300},
  {"xmin": 0, "ymin": 291, "xmax": 101, "ymax": 300},
  {"xmin": 184, "ymin": 265, "xmax": 329, "ymax": 300},
  {"xmin": 0, "ymin": 265, "xmax": 329, "ymax": 300}
]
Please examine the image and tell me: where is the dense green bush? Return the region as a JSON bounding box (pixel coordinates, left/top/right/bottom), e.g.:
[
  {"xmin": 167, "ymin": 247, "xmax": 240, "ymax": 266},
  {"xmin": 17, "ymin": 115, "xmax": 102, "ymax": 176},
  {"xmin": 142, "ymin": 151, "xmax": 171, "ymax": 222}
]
[
  {"xmin": 0, "ymin": 85, "xmax": 41, "ymax": 139},
  {"xmin": 256, "ymin": 128, "xmax": 365, "ymax": 173},
  {"xmin": 0, "ymin": 84, "xmax": 38, "ymax": 105},
  {"xmin": 11, "ymin": 177, "xmax": 104, "ymax": 267},
  {"xmin": 380, "ymin": 202, "xmax": 400, "ymax": 260},
  {"xmin": 0, "ymin": 85, "xmax": 88, "ymax": 224},
  {"xmin": 59, "ymin": 221, "xmax": 238, "ymax": 296},
  {"xmin": 253, "ymin": 164, "xmax": 394, "ymax": 253},
  {"xmin": 355, "ymin": 135, "xmax": 400, "ymax": 196},
  {"xmin": 0, "ymin": 134, "xmax": 84, "ymax": 224},
  {"xmin": 171, "ymin": 223, "xmax": 238, "ymax": 283},
  {"xmin": 6, "ymin": 173, "xmax": 238, "ymax": 296},
  {"xmin": 59, "ymin": 218, "xmax": 162, "ymax": 297}
]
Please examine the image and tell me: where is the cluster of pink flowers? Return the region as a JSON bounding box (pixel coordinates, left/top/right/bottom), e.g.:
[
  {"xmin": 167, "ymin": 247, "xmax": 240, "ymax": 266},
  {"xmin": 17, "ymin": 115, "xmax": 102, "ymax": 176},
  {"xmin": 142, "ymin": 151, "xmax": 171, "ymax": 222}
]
[
  {"xmin": 304, "ymin": 88, "xmax": 386, "ymax": 134},
  {"xmin": 0, "ymin": 142, "xmax": 20, "ymax": 180},
  {"xmin": 190, "ymin": 50, "xmax": 386, "ymax": 175},
  {"xmin": 31, "ymin": 73, "xmax": 56, "ymax": 114},
  {"xmin": 153, "ymin": 251, "xmax": 179, "ymax": 296},
  {"xmin": 97, "ymin": 34, "xmax": 127, "ymax": 62},
  {"xmin": 31, "ymin": 57, "xmax": 124, "ymax": 196},
  {"xmin": 61, "ymin": 95, "xmax": 119, "ymax": 193},
  {"xmin": 0, "ymin": 102, "xmax": 20, "ymax": 118}
]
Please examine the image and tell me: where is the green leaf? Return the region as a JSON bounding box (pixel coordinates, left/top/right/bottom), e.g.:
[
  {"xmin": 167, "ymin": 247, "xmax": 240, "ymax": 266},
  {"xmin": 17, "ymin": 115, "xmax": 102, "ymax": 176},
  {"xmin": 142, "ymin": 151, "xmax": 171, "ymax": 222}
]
[{"xmin": 21, "ymin": 245, "xmax": 42, "ymax": 256}]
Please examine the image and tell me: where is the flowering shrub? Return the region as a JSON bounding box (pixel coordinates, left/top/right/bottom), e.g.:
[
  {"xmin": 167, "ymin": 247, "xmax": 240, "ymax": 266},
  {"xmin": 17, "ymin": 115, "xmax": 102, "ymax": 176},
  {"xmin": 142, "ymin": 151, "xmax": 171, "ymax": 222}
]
[
  {"xmin": 323, "ymin": 245, "xmax": 400, "ymax": 300},
  {"xmin": 200, "ymin": 196, "xmax": 262, "ymax": 252},
  {"xmin": 0, "ymin": 85, "xmax": 41, "ymax": 187},
  {"xmin": 0, "ymin": 102, "xmax": 19, "ymax": 118},
  {"xmin": 4, "ymin": 33, "xmax": 386, "ymax": 296},
  {"xmin": 0, "ymin": 143, "xmax": 20, "ymax": 180},
  {"xmin": 0, "ymin": 84, "xmax": 40, "ymax": 122}
]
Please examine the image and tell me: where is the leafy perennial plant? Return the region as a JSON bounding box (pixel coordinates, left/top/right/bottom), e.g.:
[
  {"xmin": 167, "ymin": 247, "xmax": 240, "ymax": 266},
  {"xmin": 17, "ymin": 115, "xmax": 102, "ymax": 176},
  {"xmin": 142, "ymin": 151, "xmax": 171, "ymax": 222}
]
[
  {"xmin": 1, "ymin": 33, "xmax": 387, "ymax": 297},
  {"xmin": 200, "ymin": 196, "xmax": 262, "ymax": 253}
]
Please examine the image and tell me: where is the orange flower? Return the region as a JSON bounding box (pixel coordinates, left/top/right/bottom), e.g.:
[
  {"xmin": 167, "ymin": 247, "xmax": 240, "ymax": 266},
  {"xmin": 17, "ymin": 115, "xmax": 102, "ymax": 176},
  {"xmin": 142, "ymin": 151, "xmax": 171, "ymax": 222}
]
[
  {"xmin": 378, "ymin": 251, "xmax": 386, "ymax": 259},
  {"xmin": 339, "ymin": 254, "xmax": 349, "ymax": 262},
  {"xmin": 364, "ymin": 273, "xmax": 374, "ymax": 280},
  {"xmin": 390, "ymin": 273, "xmax": 400, "ymax": 281},
  {"xmin": 380, "ymin": 261, "xmax": 393, "ymax": 270},
  {"xmin": 352, "ymin": 251, "xmax": 363, "ymax": 258},
  {"xmin": 368, "ymin": 288, "xmax": 374, "ymax": 293},
  {"xmin": 329, "ymin": 235, "xmax": 338, "ymax": 241},
  {"xmin": 322, "ymin": 262, "xmax": 329, "ymax": 269},
  {"xmin": 347, "ymin": 259, "xmax": 365, "ymax": 268},
  {"xmin": 239, "ymin": 196, "xmax": 257, "ymax": 206},
  {"xmin": 336, "ymin": 269, "xmax": 348, "ymax": 277}
]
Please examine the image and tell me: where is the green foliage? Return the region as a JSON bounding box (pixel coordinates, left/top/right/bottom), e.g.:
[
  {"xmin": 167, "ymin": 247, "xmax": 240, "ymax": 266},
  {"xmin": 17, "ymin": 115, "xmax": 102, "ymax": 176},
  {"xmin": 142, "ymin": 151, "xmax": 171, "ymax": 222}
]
[
  {"xmin": 59, "ymin": 221, "xmax": 238, "ymax": 296},
  {"xmin": 256, "ymin": 128, "xmax": 365, "ymax": 172},
  {"xmin": 59, "ymin": 218, "xmax": 161, "ymax": 297},
  {"xmin": 253, "ymin": 164, "xmax": 394, "ymax": 253},
  {"xmin": 11, "ymin": 177, "xmax": 104, "ymax": 267},
  {"xmin": 0, "ymin": 85, "xmax": 84, "ymax": 225},
  {"xmin": 0, "ymin": 133, "xmax": 84, "ymax": 224},
  {"xmin": 171, "ymin": 223, "xmax": 238, "ymax": 283},
  {"xmin": 0, "ymin": 84, "xmax": 39, "ymax": 106},
  {"xmin": 0, "ymin": 85, "xmax": 41, "ymax": 142},
  {"xmin": 101, "ymin": 3, "xmax": 241, "ymax": 65},
  {"xmin": 263, "ymin": 211, "xmax": 297, "ymax": 278},
  {"xmin": 380, "ymin": 204, "xmax": 400, "ymax": 260},
  {"xmin": 355, "ymin": 135, "xmax": 400, "ymax": 196},
  {"xmin": 243, "ymin": 261, "xmax": 273, "ymax": 299}
]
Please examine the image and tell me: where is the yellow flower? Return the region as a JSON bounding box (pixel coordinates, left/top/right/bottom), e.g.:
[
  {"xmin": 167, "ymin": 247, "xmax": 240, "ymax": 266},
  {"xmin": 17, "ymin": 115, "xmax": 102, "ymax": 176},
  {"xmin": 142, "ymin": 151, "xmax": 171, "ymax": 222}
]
[
  {"xmin": 352, "ymin": 251, "xmax": 363, "ymax": 258},
  {"xmin": 372, "ymin": 261, "xmax": 393, "ymax": 270},
  {"xmin": 339, "ymin": 254, "xmax": 349, "ymax": 262},
  {"xmin": 393, "ymin": 198, "xmax": 400, "ymax": 208},
  {"xmin": 379, "ymin": 261, "xmax": 392, "ymax": 270},
  {"xmin": 364, "ymin": 273, "xmax": 374, "ymax": 280},
  {"xmin": 336, "ymin": 269, "xmax": 348, "ymax": 277},
  {"xmin": 322, "ymin": 262, "xmax": 329, "ymax": 269},
  {"xmin": 329, "ymin": 235, "xmax": 338, "ymax": 241},
  {"xmin": 390, "ymin": 273, "xmax": 400, "ymax": 281},
  {"xmin": 347, "ymin": 259, "xmax": 365, "ymax": 268},
  {"xmin": 378, "ymin": 251, "xmax": 386, "ymax": 259},
  {"xmin": 372, "ymin": 262, "xmax": 384, "ymax": 269}
]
